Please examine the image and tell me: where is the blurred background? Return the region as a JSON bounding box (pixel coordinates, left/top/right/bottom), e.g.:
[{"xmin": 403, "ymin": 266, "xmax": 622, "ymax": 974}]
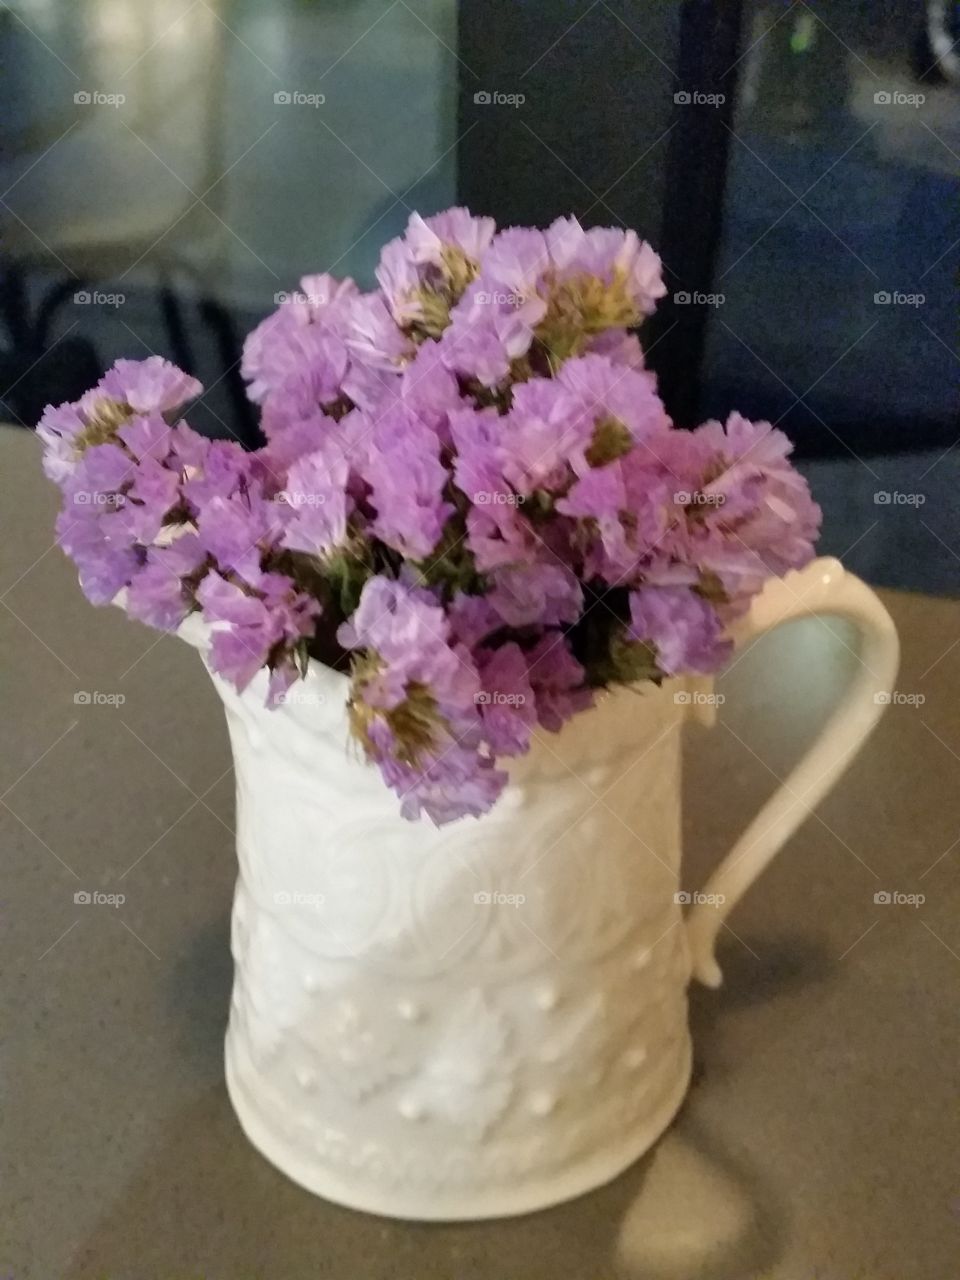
[{"xmin": 1, "ymin": 0, "xmax": 957, "ymax": 590}]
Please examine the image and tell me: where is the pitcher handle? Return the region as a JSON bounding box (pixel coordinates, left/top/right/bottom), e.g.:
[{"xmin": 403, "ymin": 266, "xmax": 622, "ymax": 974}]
[{"xmin": 685, "ymin": 557, "xmax": 900, "ymax": 987}]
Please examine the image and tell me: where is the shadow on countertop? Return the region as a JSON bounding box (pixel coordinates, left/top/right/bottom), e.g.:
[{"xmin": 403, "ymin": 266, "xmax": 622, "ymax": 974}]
[{"xmin": 60, "ymin": 1081, "xmax": 787, "ymax": 1280}]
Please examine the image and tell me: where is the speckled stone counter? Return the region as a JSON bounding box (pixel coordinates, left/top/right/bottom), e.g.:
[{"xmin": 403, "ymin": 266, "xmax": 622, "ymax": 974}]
[{"xmin": 2, "ymin": 425, "xmax": 958, "ymax": 1279}]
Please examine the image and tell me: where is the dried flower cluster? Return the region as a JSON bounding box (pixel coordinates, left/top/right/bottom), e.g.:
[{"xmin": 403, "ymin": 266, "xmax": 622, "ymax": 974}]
[{"xmin": 39, "ymin": 208, "xmax": 820, "ymax": 823}]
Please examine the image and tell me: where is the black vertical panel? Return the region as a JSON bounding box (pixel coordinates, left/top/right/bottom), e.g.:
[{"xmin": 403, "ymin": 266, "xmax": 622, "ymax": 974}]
[
  {"xmin": 457, "ymin": 2, "xmax": 681, "ymax": 241},
  {"xmin": 652, "ymin": 0, "xmax": 746, "ymax": 426},
  {"xmin": 457, "ymin": 1, "xmax": 744, "ymax": 427}
]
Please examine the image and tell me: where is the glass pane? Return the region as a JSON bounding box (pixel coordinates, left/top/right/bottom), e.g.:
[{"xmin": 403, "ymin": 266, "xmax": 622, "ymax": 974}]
[
  {"xmin": 0, "ymin": 0, "xmax": 458, "ymax": 436},
  {"xmin": 701, "ymin": 0, "xmax": 959, "ymax": 454}
]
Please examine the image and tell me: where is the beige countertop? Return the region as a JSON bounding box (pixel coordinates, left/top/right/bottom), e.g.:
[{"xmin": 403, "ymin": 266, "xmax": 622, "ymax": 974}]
[{"xmin": 2, "ymin": 424, "xmax": 959, "ymax": 1279}]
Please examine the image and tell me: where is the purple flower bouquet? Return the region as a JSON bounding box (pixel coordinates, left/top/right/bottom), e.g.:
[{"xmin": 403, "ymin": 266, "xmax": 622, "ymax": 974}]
[{"xmin": 39, "ymin": 209, "xmax": 821, "ymax": 825}]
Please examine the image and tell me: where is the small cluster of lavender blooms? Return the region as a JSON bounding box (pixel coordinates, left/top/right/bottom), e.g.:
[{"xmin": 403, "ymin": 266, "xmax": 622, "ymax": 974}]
[{"xmin": 38, "ymin": 208, "xmax": 821, "ymax": 824}]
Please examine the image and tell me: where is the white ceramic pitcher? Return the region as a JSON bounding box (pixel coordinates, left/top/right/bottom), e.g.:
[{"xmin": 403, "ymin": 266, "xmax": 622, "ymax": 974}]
[{"xmin": 179, "ymin": 556, "xmax": 898, "ymax": 1220}]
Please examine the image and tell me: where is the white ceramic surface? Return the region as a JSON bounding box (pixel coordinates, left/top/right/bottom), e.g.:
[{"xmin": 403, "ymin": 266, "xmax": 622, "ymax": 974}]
[{"xmin": 179, "ymin": 557, "xmax": 899, "ymax": 1220}]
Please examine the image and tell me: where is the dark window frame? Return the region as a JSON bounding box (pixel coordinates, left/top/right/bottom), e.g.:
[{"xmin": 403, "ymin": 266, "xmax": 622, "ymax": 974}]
[{"xmin": 457, "ymin": 0, "xmax": 959, "ymax": 458}]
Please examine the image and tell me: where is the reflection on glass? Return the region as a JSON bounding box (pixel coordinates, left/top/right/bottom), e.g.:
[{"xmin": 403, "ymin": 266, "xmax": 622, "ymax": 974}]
[
  {"xmin": 701, "ymin": 2, "xmax": 959, "ymax": 448},
  {"xmin": 0, "ymin": 0, "xmax": 458, "ymax": 433}
]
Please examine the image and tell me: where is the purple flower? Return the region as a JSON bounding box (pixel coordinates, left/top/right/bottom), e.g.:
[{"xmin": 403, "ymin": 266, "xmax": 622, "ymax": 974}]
[
  {"xmin": 556, "ymin": 464, "xmax": 634, "ymax": 577},
  {"xmin": 195, "ymin": 490, "xmax": 279, "ymax": 586},
  {"xmin": 449, "ymin": 407, "xmax": 539, "ymax": 571},
  {"xmin": 435, "ymin": 222, "xmax": 552, "ymax": 387},
  {"xmin": 197, "ymin": 573, "xmax": 277, "ymax": 690},
  {"xmin": 242, "ymin": 276, "xmax": 358, "ymax": 410},
  {"xmin": 396, "ymin": 341, "xmax": 465, "ymax": 442},
  {"xmin": 197, "ymin": 570, "xmax": 320, "ymax": 700},
  {"xmin": 54, "ymin": 504, "xmax": 139, "ymax": 605},
  {"xmin": 44, "ymin": 406, "xmax": 211, "ymax": 614},
  {"xmin": 476, "ymin": 642, "xmax": 537, "ymax": 756},
  {"xmin": 180, "ymin": 440, "xmax": 251, "ymax": 510},
  {"xmin": 166, "ymin": 421, "xmax": 210, "ymax": 471},
  {"xmin": 447, "ymin": 591, "xmax": 502, "ymax": 649},
  {"xmin": 376, "ymin": 207, "xmax": 496, "ymax": 329},
  {"xmin": 125, "ymin": 560, "xmax": 194, "ymax": 631},
  {"xmin": 118, "ymin": 412, "xmax": 175, "ymax": 463},
  {"xmin": 368, "ymin": 722, "xmax": 508, "ymax": 825},
  {"xmin": 343, "ymin": 293, "xmax": 416, "ymax": 372},
  {"xmin": 628, "ymin": 586, "xmax": 731, "ymax": 676},
  {"xmin": 39, "ymin": 210, "xmax": 822, "ymax": 827},
  {"xmin": 97, "ymin": 356, "xmax": 202, "ymax": 414},
  {"xmin": 655, "ymin": 413, "xmax": 821, "ymax": 603},
  {"xmin": 116, "ymin": 456, "xmax": 182, "ymax": 543},
  {"xmin": 440, "ymin": 282, "xmax": 545, "ymax": 387},
  {"xmin": 698, "ymin": 413, "xmax": 821, "ymax": 574},
  {"xmin": 557, "ymin": 354, "xmax": 670, "ymax": 461},
  {"xmin": 376, "ymin": 237, "xmax": 424, "ymax": 326},
  {"xmin": 587, "ymin": 328, "xmax": 648, "ymax": 368},
  {"xmin": 260, "ymin": 329, "xmax": 350, "ymax": 436},
  {"xmin": 337, "ymin": 576, "xmax": 473, "ymax": 707},
  {"xmin": 524, "ymin": 633, "xmax": 594, "ymax": 732},
  {"xmin": 544, "ymin": 217, "xmax": 666, "ymax": 316},
  {"xmin": 69, "ymin": 441, "xmax": 131, "ymax": 496},
  {"xmin": 449, "ymin": 406, "xmax": 509, "ymax": 506},
  {"xmin": 151, "ymin": 529, "xmax": 206, "ymax": 577},
  {"xmin": 499, "ymin": 378, "xmax": 590, "ymax": 494},
  {"xmin": 253, "ymin": 414, "xmax": 336, "ymax": 482},
  {"xmin": 37, "ymin": 359, "xmax": 199, "ymax": 483},
  {"xmin": 464, "ymin": 502, "xmax": 538, "ymax": 572},
  {"xmin": 280, "ymin": 445, "xmax": 352, "ymax": 558},
  {"xmin": 481, "ymin": 226, "xmax": 550, "ymax": 296},
  {"xmin": 36, "ymin": 401, "xmax": 87, "ymax": 481},
  {"xmin": 489, "ymin": 563, "xmax": 583, "ymax": 628},
  {"xmin": 294, "ymin": 273, "xmax": 360, "ymax": 318},
  {"xmin": 406, "ymin": 207, "xmax": 496, "ymax": 268},
  {"xmin": 337, "ymin": 576, "xmax": 502, "ymax": 823},
  {"xmin": 363, "ymin": 405, "xmax": 453, "ymax": 559},
  {"xmin": 556, "ymin": 440, "xmax": 677, "ymax": 584}
]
